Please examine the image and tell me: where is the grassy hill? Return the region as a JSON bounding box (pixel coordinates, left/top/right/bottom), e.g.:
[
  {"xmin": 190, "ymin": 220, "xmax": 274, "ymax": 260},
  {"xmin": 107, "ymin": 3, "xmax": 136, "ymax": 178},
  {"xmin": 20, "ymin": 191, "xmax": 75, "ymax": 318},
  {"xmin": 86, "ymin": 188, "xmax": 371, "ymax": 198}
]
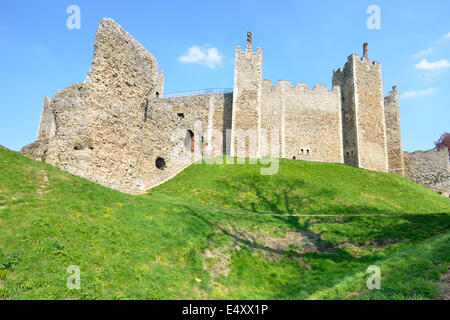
[{"xmin": 0, "ymin": 145, "xmax": 449, "ymax": 299}]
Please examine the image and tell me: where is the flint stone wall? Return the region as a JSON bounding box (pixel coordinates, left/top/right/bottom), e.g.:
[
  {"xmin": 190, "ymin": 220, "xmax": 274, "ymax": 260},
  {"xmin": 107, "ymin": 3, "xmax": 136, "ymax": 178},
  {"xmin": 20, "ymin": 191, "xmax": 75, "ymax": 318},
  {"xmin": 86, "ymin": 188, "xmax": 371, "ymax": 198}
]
[
  {"xmin": 26, "ymin": 18, "xmax": 165, "ymax": 193},
  {"xmin": 404, "ymin": 148, "xmax": 450, "ymax": 196},
  {"xmin": 384, "ymin": 87, "xmax": 405, "ymax": 175},
  {"xmin": 230, "ymin": 46, "xmax": 262, "ymax": 158},
  {"xmin": 261, "ymin": 80, "xmax": 343, "ymax": 163},
  {"xmin": 36, "ymin": 96, "xmax": 55, "ymax": 140}
]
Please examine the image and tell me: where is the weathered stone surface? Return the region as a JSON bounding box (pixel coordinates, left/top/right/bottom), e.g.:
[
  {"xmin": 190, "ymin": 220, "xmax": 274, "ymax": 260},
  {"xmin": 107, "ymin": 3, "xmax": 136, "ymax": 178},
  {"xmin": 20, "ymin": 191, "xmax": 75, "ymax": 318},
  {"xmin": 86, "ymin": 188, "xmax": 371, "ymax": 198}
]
[
  {"xmin": 20, "ymin": 139, "xmax": 49, "ymax": 162},
  {"xmin": 333, "ymin": 48, "xmax": 389, "ymax": 172},
  {"xmin": 404, "ymin": 148, "xmax": 450, "ymax": 196},
  {"xmin": 36, "ymin": 96, "xmax": 54, "ymax": 141},
  {"xmin": 230, "ymin": 38, "xmax": 262, "ymax": 158},
  {"xmin": 261, "ymin": 80, "xmax": 343, "ymax": 163},
  {"xmin": 24, "ymin": 18, "xmax": 164, "ymax": 193},
  {"xmin": 384, "ymin": 86, "xmax": 405, "ymax": 175}
]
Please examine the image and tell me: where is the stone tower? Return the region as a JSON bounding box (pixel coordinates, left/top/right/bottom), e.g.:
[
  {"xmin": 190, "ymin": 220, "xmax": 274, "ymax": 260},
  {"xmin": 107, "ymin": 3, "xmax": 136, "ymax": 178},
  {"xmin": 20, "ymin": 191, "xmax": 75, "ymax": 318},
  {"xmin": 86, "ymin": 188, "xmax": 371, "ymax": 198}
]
[
  {"xmin": 230, "ymin": 31, "xmax": 263, "ymax": 158},
  {"xmin": 384, "ymin": 85, "xmax": 405, "ymax": 175},
  {"xmin": 333, "ymin": 43, "xmax": 389, "ymax": 172}
]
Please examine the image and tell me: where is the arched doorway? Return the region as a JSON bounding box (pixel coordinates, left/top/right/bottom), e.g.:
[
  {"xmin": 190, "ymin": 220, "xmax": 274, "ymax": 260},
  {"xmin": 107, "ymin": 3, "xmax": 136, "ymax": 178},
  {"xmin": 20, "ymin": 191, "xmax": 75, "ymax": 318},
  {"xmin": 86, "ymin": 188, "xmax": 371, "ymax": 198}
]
[{"xmin": 184, "ymin": 130, "xmax": 194, "ymax": 152}]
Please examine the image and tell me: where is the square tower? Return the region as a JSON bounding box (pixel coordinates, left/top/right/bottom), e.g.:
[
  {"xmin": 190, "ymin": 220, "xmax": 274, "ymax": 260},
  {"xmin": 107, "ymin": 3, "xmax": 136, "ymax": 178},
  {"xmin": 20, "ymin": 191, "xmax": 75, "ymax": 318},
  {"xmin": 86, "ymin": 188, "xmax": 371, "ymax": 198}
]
[
  {"xmin": 333, "ymin": 43, "xmax": 389, "ymax": 172},
  {"xmin": 230, "ymin": 32, "xmax": 263, "ymax": 158}
]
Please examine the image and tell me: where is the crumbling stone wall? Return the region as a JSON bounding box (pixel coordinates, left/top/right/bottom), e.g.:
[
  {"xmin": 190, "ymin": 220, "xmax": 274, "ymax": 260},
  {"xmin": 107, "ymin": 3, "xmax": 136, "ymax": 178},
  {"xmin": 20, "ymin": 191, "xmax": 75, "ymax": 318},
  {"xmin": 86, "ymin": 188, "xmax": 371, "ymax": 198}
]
[
  {"xmin": 261, "ymin": 80, "xmax": 343, "ymax": 163},
  {"xmin": 26, "ymin": 18, "xmax": 166, "ymax": 193},
  {"xmin": 404, "ymin": 148, "xmax": 450, "ymax": 196},
  {"xmin": 36, "ymin": 96, "xmax": 55, "ymax": 141},
  {"xmin": 384, "ymin": 86, "xmax": 405, "ymax": 175}
]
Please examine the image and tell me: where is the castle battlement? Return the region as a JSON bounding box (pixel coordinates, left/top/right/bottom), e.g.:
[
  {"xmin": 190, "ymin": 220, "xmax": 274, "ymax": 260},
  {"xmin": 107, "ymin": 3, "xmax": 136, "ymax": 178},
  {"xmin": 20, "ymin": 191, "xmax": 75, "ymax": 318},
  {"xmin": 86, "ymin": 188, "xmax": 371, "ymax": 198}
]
[{"xmin": 262, "ymin": 79, "xmax": 337, "ymax": 94}]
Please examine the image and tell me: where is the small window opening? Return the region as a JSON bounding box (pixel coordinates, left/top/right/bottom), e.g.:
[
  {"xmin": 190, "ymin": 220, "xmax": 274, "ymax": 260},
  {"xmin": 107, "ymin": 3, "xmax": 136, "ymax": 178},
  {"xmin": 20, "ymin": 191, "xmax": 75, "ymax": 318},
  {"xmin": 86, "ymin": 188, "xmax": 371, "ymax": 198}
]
[
  {"xmin": 177, "ymin": 113, "xmax": 185, "ymax": 119},
  {"xmin": 156, "ymin": 92, "xmax": 160, "ymax": 98},
  {"xmin": 293, "ymin": 156, "xmax": 296, "ymax": 160},
  {"xmin": 301, "ymin": 149, "xmax": 304, "ymax": 154},
  {"xmin": 306, "ymin": 149, "xmax": 310, "ymax": 155},
  {"xmin": 155, "ymin": 157, "xmax": 166, "ymax": 170}
]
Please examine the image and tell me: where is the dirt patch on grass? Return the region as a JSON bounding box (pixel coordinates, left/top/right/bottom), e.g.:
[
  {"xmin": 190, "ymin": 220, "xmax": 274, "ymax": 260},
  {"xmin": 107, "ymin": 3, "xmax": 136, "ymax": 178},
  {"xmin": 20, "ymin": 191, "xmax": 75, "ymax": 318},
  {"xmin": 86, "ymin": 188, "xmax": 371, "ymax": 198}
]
[
  {"xmin": 202, "ymin": 225, "xmax": 324, "ymax": 283},
  {"xmin": 217, "ymin": 223, "xmax": 327, "ymax": 261},
  {"xmin": 203, "ymin": 247, "xmax": 232, "ymax": 278},
  {"xmin": 36, "ymin": 170, "xmax": 50, "ymax": 196},
  {"xmin": 438, "ymin": 268, "xmax": 450, "ymax": 300}
]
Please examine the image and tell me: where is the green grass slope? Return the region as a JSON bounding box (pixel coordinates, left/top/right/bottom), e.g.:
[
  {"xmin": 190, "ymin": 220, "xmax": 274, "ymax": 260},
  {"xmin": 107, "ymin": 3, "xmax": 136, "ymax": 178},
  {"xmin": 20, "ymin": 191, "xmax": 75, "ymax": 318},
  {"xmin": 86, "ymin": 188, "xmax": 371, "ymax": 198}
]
[
  {"xmin": 153, "ymin": 156, "xmax": 450, "ymax": 214},
  {"xmin": 0, "ymin": 146, "xmax": 449, "ymax": 300}
]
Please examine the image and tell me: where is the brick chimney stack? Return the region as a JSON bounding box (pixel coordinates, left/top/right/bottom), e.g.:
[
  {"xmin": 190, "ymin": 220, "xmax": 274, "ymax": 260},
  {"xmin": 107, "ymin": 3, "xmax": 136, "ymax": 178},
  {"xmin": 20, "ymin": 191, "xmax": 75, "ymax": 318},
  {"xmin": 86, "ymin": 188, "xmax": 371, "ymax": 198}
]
[
  {"xmin": 363, "ymin": 43, "xmax": 368, "ymax": 59},
  {"xmin": 246, "ymin": 31, "xmax": 252, "ymax": 51}
]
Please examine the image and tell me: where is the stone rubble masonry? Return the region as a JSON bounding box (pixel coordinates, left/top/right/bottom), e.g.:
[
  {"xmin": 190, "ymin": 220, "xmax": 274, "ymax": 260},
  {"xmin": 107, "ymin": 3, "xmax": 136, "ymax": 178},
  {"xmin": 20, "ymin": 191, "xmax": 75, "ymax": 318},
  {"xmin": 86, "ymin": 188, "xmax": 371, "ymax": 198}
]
[
  {"xmin": 404, "ymin": 148, "xmax": 450, "ymax": 197},
  {"xmin": 230, "ymin": 33, "xmax": 263, "ymax": 158},
  {"xmin": 26, "ymin": 18, "xmax": 167, "ymax": 194},
  {"xmin": 384, "ymin": 86, "xmax": 405, "ymax": 176},
  {"xmin": 333, "ymin": 47, "xmax": 389, "ymax": 173},
  {"xmin": 36, "ymin": 96, "xmax": 55, "ymax": 141},
  {"xmin": 20, "ymin": 18, "xmax": 438, "ymax": 195},
  {"xmin": 261, "ymin": 80, "xmax": 343, "ymax": 163}
]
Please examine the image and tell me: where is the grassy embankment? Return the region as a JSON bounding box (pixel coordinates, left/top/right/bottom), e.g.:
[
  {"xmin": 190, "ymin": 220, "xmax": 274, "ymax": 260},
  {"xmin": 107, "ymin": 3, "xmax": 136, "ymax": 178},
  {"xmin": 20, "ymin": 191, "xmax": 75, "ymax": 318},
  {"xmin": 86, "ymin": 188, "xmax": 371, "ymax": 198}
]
[{"xmin": 0, "ymin": 145, "xmax": 449, "ymax": 299}]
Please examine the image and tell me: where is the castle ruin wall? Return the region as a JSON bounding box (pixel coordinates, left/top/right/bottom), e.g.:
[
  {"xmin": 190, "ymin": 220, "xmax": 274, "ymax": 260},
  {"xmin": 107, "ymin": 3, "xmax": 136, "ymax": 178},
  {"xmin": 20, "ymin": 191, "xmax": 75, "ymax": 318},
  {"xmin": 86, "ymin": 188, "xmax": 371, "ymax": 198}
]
[
  {"xmin": 404, "ymin": 148, "xmax": 450, "ymax": 196},
  {"xmin": 384, "ymin": 86, "xmax": 405, "ymax": 175}
]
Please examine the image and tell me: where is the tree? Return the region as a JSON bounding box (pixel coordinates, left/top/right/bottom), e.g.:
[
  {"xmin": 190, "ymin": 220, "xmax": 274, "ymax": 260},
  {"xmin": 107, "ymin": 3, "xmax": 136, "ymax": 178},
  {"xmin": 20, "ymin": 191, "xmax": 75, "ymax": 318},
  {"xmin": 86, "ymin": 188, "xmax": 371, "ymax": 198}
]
[{"xmin": 434, "ymin": 132, "xmax": 450, "ymax": 159}]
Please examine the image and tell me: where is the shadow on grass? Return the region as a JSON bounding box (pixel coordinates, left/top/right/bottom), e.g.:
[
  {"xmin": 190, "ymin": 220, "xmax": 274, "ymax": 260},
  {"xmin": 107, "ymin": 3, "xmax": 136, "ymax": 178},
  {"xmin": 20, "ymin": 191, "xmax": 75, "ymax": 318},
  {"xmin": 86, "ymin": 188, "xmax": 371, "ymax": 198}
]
[{"xmin": 212, "ymin": 173, "xmax": 400, "ymax": 215}]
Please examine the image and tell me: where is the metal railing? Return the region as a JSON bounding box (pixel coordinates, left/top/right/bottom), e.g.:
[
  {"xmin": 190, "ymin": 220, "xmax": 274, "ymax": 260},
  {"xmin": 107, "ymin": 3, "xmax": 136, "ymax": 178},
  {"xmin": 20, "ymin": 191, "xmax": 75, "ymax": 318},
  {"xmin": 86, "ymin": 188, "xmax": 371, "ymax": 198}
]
[{"xmin": 162, "ymin": 88, "xmax": 233, "ymax": 99}]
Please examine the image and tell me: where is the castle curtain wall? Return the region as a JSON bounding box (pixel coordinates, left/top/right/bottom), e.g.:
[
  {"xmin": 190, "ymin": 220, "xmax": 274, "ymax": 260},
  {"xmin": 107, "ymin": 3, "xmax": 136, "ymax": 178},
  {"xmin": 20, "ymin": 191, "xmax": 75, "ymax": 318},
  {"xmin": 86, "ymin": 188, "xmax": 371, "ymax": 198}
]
[{"xmin": 261, "ymin": 81, "xmax": 343, "ymax": 163}]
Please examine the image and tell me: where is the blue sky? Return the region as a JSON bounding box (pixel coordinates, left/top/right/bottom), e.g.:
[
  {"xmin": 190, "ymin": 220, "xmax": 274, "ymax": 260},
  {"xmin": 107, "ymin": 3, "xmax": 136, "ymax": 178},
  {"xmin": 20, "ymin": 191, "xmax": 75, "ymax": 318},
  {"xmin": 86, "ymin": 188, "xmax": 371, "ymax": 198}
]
[{"xmin": 0, "ymin": 0, "xmax": 448, "ymax": 151}]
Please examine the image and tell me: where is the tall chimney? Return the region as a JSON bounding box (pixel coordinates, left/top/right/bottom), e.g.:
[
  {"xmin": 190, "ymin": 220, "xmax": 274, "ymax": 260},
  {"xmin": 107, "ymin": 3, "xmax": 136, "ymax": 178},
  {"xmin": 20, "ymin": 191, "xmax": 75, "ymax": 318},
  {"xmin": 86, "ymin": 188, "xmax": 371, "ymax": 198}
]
[
  {"xmin": 246, "ymin": 31, "xmax": 252, "ymax": 51},
  {"xmin": 363, "ymin": 43, "xmax": 368, "ymax": 59}
]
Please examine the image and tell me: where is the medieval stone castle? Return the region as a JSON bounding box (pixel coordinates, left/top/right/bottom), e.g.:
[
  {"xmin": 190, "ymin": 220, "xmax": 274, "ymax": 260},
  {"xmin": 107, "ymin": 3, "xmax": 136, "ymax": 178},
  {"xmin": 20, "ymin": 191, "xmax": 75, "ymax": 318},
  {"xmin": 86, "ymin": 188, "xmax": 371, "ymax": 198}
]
[{"xmin": 21, "ymin": 18, "xmax": 450, "ymax": 196}]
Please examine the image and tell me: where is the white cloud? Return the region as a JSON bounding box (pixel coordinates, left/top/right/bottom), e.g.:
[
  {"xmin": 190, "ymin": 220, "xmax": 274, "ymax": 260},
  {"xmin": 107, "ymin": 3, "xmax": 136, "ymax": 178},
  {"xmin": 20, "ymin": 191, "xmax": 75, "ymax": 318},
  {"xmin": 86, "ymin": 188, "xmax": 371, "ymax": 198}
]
[
  {"xmin": 179, "ymin": 45, "xmax": 223, "ymax": 68},
  {"xmin": 412, "ymin": 33, "xmax": 450, "ymax": 58},
  {"xmin": 415, "ymin": 59, "xmax": 450, "ymax": 70},
  {"xmin": 413, "ymin": 47, "xmax": 434, "ymax": 59},
  {"xmin": 401, "ymin": 88, "xmax": 437, "ymax": 99}
]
